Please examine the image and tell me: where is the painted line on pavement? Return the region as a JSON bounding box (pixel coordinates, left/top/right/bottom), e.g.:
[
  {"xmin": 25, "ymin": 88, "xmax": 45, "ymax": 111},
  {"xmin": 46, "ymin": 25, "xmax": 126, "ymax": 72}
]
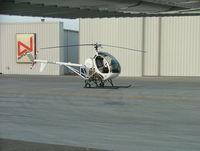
[{"xmin": 0, "ymin": 90, "xmax": 200, "ymax": 102}]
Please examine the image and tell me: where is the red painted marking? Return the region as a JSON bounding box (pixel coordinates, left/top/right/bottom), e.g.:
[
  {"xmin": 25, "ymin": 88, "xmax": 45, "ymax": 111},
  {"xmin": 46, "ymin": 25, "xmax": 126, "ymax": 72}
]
[{"xmin": 17, "ymin": 36, "xmax": 33, "ymax": 56}]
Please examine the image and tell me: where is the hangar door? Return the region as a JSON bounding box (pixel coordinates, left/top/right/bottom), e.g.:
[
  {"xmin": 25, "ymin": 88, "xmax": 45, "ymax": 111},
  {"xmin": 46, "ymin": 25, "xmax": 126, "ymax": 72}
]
[
  {"xmin": 160, "ymin": 16, "xmax": 200, "ymax": 76},
  {"xmin": 63, "ymin": 30, "xmax": 79, "ymax": 74},
  {"xmin": 144, "ymin": 16, "xmax": 200, "ymax": 77}
]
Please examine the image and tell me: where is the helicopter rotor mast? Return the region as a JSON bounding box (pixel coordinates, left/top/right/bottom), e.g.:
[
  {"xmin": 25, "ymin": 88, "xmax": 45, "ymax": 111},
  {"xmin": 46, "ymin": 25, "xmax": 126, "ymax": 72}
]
[{"xmin": 94, "ymin": 43, "xmax": 102, "ymax": 55}]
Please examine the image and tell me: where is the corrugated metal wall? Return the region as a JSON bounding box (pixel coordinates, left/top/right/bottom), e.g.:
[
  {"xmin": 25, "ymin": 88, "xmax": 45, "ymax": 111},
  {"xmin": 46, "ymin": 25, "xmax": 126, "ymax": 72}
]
[
  {"xmin": 160, "ymin": 16, "xmax": 200, "ymax": 76},
  {"xmin": 0, "ymin": 22, "xmax": 62, "ymax": 75},
  {"xmin": 143, "ymin": 17, "xmax": 160, "ymax": 76},
  {"xmin": 80, "ymin": 16, "xmax": 200, "ymax": 77}
]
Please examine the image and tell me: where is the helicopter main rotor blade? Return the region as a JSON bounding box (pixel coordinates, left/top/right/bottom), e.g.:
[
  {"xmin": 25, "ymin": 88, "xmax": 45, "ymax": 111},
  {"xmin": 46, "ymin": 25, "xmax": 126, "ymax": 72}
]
[
  {"xmin": 40, "ymin": 43, "xmax": 146, "ymax": 53},
  {"xmin": 40, "ymin": 44, "xmax": 94, "ymax": 49},
  {"xmin": 101, "ymin": 44, "xmax": 146, "ymax": 53}
]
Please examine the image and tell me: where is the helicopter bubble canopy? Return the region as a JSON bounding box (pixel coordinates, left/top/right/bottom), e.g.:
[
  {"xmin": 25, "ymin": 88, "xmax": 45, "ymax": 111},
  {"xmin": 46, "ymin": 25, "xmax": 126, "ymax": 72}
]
[{"xmin": 96, "ymin": 51, "xmax": 121, "ymax": 74}]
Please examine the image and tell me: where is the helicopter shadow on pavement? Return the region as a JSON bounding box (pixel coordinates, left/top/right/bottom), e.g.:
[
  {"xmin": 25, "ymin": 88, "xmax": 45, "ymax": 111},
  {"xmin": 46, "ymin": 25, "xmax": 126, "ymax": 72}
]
[{"xmin": 85, "ymin": 84, "xmax": 132, "ymax": 89}]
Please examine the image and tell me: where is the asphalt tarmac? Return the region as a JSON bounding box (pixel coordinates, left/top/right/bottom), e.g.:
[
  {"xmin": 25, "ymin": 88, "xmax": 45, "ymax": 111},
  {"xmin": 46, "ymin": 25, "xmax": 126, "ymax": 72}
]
[{"xmin": 0, "ymin": 75, "xmax": 200, "ymax": 151}]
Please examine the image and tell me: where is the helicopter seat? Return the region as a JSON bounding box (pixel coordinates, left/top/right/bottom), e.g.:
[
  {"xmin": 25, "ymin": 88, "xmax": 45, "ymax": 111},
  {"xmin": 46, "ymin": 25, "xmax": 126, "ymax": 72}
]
[{"xmin": 102, "ymin": 67, "xmax": 109, "ymax": 73}]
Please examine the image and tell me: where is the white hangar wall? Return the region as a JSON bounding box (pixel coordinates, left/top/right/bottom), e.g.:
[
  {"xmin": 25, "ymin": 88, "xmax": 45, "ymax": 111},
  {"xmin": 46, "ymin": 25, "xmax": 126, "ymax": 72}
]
[
  {"xmin": 0, "ymin": 22, "xmax": 78, "ymax": 75},
  {"xmin": 0, "ymin": 22, "xmax": 62, "ymax": 75},
  {"xmin": 79, "ymin": 16, "xmax": 200, "ymax": 77}
]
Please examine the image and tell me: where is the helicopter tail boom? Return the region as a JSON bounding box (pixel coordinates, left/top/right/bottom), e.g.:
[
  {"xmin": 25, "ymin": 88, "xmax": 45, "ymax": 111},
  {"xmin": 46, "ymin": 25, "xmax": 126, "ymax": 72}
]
[
  {"xmin": 34, "ymin": 59, "xmax": 88, "ymax": 79},
  {"xmin": 25, "ymin": 51, "xmax": 89, "ymax": 79}
]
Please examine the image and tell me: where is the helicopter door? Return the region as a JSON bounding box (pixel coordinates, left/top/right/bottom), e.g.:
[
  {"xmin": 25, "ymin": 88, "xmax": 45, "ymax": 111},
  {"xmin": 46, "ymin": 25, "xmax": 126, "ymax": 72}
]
[{"xmin": 95, "ymin": 56, "xmax": 109, "ymax": 73}]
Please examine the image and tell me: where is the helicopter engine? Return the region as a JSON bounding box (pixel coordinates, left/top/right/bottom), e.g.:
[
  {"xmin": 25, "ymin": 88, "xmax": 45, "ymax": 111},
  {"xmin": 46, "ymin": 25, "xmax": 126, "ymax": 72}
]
[
  {"xmin": 84, "ymin": 58, "xmax": 94, "ymax": 69},
  {"xmin": 84, "ymin": 58, "xmax": 95, "ymax": 76}
]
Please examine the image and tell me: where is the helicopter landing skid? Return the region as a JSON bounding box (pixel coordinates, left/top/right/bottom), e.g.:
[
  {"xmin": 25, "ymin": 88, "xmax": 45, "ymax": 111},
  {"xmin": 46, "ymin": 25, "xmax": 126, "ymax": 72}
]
[
  {"xmin": 84, "ymin": 83, "xmax": 131, "ymax": 89},
  {"xmin": 84, "ymin": 79, "xmax": 131, "ymax": 89},
  {"xmin": 84, "ymin": 79, "xmax": 114, "ymax": 88}
]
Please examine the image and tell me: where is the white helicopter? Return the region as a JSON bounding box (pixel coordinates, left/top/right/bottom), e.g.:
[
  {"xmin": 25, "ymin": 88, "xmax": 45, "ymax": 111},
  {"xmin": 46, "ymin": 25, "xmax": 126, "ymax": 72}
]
[{"xmin": 26, "ymin": 43, "xmax": 145, "ymax": 88}]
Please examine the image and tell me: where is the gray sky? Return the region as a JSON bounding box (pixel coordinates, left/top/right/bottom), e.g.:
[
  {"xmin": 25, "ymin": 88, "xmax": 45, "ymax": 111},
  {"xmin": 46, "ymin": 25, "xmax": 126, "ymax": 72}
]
[{"xmin": 0, "ymin": 15, "xmax": 79, "ymax": 31}]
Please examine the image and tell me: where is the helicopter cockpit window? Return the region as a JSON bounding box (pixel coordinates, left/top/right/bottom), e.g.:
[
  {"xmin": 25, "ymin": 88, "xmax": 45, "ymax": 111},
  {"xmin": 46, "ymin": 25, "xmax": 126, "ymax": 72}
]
[
  {"xmin": 95, "ymin": 56, "xmax": 109, "ymax": 73},
  {"xmin": 98, "ymin": 52, "xmax": 121, "ymax": 73}
]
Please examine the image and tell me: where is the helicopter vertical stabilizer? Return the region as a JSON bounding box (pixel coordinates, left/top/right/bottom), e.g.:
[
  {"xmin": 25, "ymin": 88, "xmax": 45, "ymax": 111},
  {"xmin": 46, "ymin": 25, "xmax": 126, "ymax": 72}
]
[
  {"xmin": 39, "ymin": 63, "xmax": 47, "ymax": 72},
  {"xmin": 26, "ymin": 51, "xmax": 34, "ymax": 62}
]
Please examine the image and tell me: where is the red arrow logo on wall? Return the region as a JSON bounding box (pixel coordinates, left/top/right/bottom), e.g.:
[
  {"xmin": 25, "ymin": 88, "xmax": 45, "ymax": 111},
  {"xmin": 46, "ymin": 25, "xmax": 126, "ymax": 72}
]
[{"xmin": 17, "ymin": 36, "xmax": 33, "ymax": 56}]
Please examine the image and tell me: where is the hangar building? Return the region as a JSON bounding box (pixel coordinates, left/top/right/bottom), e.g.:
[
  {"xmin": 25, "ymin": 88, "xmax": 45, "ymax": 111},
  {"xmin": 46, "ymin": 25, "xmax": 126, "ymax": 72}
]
[
  {"xmin": 1, "ymin": 16, "xmax": 200, "ymax": 77},
  {"xmin": 0, "ymin": 22, "xmax": 78, "ymax": 75},
  {"xmin": 79, "ymin": 16, "xmax": 200, "ymax": 77}
]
